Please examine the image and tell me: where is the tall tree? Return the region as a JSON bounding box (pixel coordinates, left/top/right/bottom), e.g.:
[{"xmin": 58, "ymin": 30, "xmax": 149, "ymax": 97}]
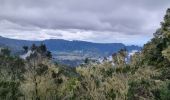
[
  {"xmin": 23, "ymin": 46, "xmax": 28, "ymax": 53},
  {"xmin": 142, "ymin": 8, "xmax": 170, "ymax": 68}
]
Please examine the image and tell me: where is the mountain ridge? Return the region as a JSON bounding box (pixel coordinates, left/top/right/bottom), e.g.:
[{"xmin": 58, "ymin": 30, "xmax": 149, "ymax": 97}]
[
  {"xmin": 0, "ymin": 36, "xmax": 141, "ymax": 66},
  {"xmin": 0, "ymin": 36, "xmax": 141, "ymax": 51}
]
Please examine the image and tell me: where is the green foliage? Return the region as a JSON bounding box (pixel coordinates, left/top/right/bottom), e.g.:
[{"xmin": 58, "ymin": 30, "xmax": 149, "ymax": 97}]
[
  {"xmin": 115, "ymin": 65, "xmax": 131, "ymax": 73},
  {"xmin": 1, "ymin": 48, "xmax": 11, "ymax": 56},
  {"xmin": 162, "ymin": 46, "xmax": 170, "ymax": 61},
  {"xmin": 36, "ymin": 64, "xmax": 48, "ymax": 75},
  {"xmin": 112, "ymin": 48, "xmax": 128, "ymax": 66},
  {"xmin": 84, "ymin": 57, "xmax": 90, "ymax": 64},
  {"xmin": 141, "ymin": 8, "xmax": 170, "ymax": 68},
  {"xmin": 106, "ymin": 89, "xmax": 116, "ymax": 100},
  {"xmin": 159, "ymin": 82, "xmax": 170, "ymax": 100},
  {"xmin": 152, "ymin": 81, "xmax": 170, "ymax": 100},
  {"xmin": 0, "ymin": 81, "xmax": 22, "ymax": 100},
  {"xmin": 23, "ymin": 46, "xmax": 28, "ymax": 52},
  {"xmin": 160, "ymin": 67, "xmax": 170, "ymax": 80},
  {"xmin": 102, "ymin": 67, "xmax": 115, "ymax": 77},
  {"xmin": 29, "ymin": 43, "xmax": 52, "ymax": 59},
  {"xmin": 67, "ymin": 78, "xmax": 79, "ymax": 92},
  {"xmin": 127, "ymin": 79, "xmax": 154, "ymax": 100}
]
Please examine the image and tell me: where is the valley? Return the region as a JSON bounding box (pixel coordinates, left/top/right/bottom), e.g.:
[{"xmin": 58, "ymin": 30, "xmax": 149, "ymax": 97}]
[{"xmin": 0, "ymin": 36, "xmax": 141, "ymax": 66}]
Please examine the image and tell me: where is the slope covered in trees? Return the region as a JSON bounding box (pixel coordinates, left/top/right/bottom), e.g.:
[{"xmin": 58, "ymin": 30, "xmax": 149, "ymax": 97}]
[{"xmin": 0, "ymin": 8, "xmax": 170, "ymax": 100}]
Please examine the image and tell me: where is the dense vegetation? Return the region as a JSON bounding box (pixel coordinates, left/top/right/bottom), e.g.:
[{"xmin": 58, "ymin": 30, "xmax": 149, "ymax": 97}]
[{"xmin": 0, "ymin": 9, "xmax": 170, "ymax": 100}]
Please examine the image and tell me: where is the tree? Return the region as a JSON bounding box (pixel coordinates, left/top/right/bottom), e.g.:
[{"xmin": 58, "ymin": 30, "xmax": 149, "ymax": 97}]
[
  {"xmin": 22, "ymin": 44, "xmax": 59, "ymax": 99},
  {"xmin": 84, "ymin": 58, "xmax": 89, "ymax": 64},
  {"xmin": 31, "ymin": 44, "xmax": 37, "ymax": 51},
  {"xmin": 30, "ymin": 44, "xmax": 52, "ymax": 59},
  {"xmin": 141, "ymin": 8, "xmax": 170, "ymax": 68},
  {"xmin": 23, "ymin": 46, "xmax": 28, "ymax": 53},
  {"xmin": 161, "ymin": 8, "xmax": 170, "ymax": 62},
  {"xmin": 46, "ymin": 51, "xmax": 52, "ymax": 59},
  {"xmin": 1, "ymin": 48, "xmax": 10, "ymax": 56},
  {"xmin": 112, "ymin": 53, "xmax": 118, "ymax": 65},
  {"xmin": 38, "ymin": 43, "xmax": 47, "ymax": 53},
  {"xmin": 112, "ymin": 48, "xmax": 127, "ymax": 66},
  {"xmin": 0, "ymin": 52, "xmax": 25, "ymax": 99}
]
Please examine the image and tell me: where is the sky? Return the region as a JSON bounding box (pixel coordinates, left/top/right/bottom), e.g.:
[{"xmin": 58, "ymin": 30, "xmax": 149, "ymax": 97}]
[{"xmin": 0, "ymin": 0, "xmax": 170, "ymax": 46}]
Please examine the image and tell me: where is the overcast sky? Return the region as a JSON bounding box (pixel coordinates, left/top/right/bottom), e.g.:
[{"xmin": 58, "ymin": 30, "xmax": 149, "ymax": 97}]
[{"xmin": 0, "ymin": 0, "xmax": 170, "ymax": 46}]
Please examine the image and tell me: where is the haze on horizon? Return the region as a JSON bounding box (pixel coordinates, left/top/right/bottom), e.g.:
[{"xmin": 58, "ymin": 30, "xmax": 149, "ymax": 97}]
[{"xmin": 0, "ymin": 0, "xmax": 170, "ymax": 46}]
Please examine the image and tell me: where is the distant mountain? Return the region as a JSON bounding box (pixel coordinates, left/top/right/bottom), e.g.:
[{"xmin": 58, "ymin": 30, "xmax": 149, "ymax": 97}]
[
  {"xmin": 0, "ymin": 36, "xmax": 141, "ymax": 66},
  {"xmin": 0, "ymin": 36, "xmax": 141, "ymax": 53}
]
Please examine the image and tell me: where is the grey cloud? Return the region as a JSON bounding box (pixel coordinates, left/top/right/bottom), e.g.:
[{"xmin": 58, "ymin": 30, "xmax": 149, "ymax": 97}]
[{"xmin": 0, "ymin": 0, "xmax": 170, "ymax": 45}]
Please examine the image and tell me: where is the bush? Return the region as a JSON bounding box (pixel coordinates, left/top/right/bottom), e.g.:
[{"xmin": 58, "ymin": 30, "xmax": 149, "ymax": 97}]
[
  {"xmin": 0, "ymin": 81, "xmax": 22, "ymax": 100},
  {"xmin": 159, "ymin": 82, "xmax": 170, "ymax": 100},
  {"xmin": 127, "ymin": 79, "xmax": 154, "ymax": 100}
]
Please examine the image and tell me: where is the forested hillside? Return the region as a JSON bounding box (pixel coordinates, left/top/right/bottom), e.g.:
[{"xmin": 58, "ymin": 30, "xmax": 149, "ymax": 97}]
[
  {"xmin": 0, "ymin": 8, "xmax": 170, "ymax": 100},
  {"xmin": 0, "ymin": 36, "xmax": 140, "ymax": 55},
  {"xmin": 0, "ymin": 36, "xmax": 141, "ymax": 66}
]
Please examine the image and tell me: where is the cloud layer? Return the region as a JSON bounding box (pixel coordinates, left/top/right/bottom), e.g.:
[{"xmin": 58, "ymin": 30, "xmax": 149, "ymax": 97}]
[{"xmin": 0, "ymin": 0, "xmax": 170, "ymax": 46}]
